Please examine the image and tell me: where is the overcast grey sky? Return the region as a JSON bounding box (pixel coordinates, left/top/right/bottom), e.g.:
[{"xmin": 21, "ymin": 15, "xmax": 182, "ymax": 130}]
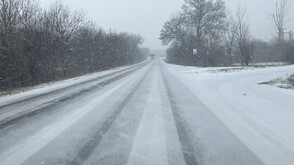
[{"xmin": 40, "ymin": 0, "xmax": 294, "ymax": 50}]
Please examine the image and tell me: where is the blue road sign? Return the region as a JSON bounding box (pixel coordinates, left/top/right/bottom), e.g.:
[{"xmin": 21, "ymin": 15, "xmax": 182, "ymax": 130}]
[{"xmin": 193, "ymin": 49, "xmax": 197, "ymax": 55}]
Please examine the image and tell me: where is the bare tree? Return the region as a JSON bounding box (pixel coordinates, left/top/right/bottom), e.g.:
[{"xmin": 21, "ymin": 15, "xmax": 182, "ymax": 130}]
[
  {"xmin": 160, "ymin": 13, "xmax": 188, "ymax": 46},
  {"xmin": 43, "ymin": 2, "xmax": 86, "ymax": 77},
  {"xmin": 183, "ymin": 0, "xmax": 227, "ymax": 66},
  {"xmin": 160, "ymin": 0, "xmax": 227, "ymax": 66},
  {"xmin": 286, "ymin": 41, "xmax": 294, "ymax": 64},
  {"xmin": 223, "ymin": 16, "xmax": 235, "ymax": 66},
  {"xmin": 272, "ymin": 0, "xmax": 294, "ymax": 64},
  {"xmin": 0, "ymin": 0, "xmax": 148, "ymax": 90},
  {"xmin": 183, "ymin": 0, "xmax": 226, "ymax": 44},
  {"xmin": 159, "ymin": 13, "xmax": 194, "ymax": 65},
  {"xmin": 272, "ymin": 0, "xmax": 290, "ymax": 41},
  {"xmin": 0, "ymin": 0, "xmax": 22, "ymax": 87},
  {"xmin": 232, "ymin": 6, "xmax": 252, "ymax": 66}
]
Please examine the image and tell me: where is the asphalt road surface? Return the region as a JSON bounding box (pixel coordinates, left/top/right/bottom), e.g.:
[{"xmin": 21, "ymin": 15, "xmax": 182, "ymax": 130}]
[{"xmin": 0, "ymin": 59, "xmax": 264, "ymax": 165}]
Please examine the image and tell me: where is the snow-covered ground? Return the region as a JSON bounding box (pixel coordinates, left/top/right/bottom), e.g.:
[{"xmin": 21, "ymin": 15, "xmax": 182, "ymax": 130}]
[
  {"xmin": 0, "ymin": 59, "xmax": 293, "ymax": 165},
  {"xmin": 165, "ymin": 62, "xmax": 294, "ymax": 165},
  {"xmin": 0, "ymin": 61, "xmax": 152, "ymax": 165},
  {"xmin": 263, "ymin": 74, "xmax": 294, "ymax": 89},
  {"xmin": 0, "ymin": 61, "xmax": 147, "ymax": 108}
]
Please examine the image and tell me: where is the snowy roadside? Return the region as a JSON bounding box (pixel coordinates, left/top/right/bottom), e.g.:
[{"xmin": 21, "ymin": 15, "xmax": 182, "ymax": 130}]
[
  {"xmin": 259, "ymin": 74, "xmax": 294, "ymax": 89},
  {"xmin": 0, "ymin": 61, "xmax": 148, "ymax": 107},
  {"xmin": 164, "ymin": 61, "xmax": 294, "ymax": 165}
]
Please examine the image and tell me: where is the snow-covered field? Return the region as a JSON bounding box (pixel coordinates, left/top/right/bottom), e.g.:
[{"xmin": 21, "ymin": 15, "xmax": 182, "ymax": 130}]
[{"xmin": 166, "ymin": 62, "xmax": 294, "ymax": 165}]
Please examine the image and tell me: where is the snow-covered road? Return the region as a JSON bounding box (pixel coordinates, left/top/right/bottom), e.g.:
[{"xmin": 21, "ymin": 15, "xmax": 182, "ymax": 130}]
[
  {"xmin": 0, "ymin": 59, "xmax": 293, "ymax": 165},
  {"xmin": 165, "ymin": 63, "xmax": 294, "ymax": 165}
]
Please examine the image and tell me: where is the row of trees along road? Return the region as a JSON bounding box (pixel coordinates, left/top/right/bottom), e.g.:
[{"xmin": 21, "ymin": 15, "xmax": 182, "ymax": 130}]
[
  {"xmin": 160, "ymin": 0, "xmax": 294, "ymax": 67},
  {"xmin": 0, "ymin": 0, "xmax": 149, "ymax": 90}
]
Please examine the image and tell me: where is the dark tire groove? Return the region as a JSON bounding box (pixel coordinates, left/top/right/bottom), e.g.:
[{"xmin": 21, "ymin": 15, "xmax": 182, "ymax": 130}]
[
  {"xmin": 160, "ymin": 62, "xmax": 200, "ymax": 165},
  {"xmin": 69, "ymin": 63, "xmax": 154, "ymax": 165}
]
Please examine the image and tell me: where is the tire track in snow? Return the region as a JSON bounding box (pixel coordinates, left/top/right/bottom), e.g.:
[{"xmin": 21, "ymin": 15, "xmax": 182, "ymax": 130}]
[
  {"xmin": 127, "ymin": 67, "xmax": 169, "ymax": 165},
  {"xmin": 0, "ymin": 62, "xmax": 150, "ymax": 128},
  {"xmin": 0, "ymin": 72, "xmax": 139, "ymax": 165},
  {"xmin": 0, "ymin": 69, "xmax": 137, "ymax": 128},
  {"xmin": 0, "ymin": 62, "xmax": 153, "ymax": 165},
  {"xmin": 160, "ymin": 62, "xmax": 200, "ymax": 165},
  {"xmin": 69, "ymin": 62, "xmax": 154, "ymax": 165}
]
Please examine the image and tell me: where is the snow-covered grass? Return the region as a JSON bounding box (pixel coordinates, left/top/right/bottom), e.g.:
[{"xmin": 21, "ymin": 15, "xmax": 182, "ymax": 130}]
[
  {"xmin": 164, "ymin": 61, "xmax": 294, "ymax": 165},
  {"xmin": 165, "ymin": 61, "xmax": 288, "ymax": 75},
  {"xmin": 289, "ymin": 74, "xmax": 294, "ymax": 86},
  {"xmin": 262, "ymin": 74, "xmax": 294, "ymax": 89},
  {"xmin": 233, "ymin": 62, "xmax": 287, "ymax": 67}
]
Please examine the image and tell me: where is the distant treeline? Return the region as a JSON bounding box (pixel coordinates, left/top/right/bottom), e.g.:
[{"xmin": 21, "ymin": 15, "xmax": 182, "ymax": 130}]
[
  {"xmin": 0, "ymin": 0, "xmax": 149, "ymax": 90},
  {"xmin": 160, "ymin": 0, "xmax": 294, "ymax": 67}
]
